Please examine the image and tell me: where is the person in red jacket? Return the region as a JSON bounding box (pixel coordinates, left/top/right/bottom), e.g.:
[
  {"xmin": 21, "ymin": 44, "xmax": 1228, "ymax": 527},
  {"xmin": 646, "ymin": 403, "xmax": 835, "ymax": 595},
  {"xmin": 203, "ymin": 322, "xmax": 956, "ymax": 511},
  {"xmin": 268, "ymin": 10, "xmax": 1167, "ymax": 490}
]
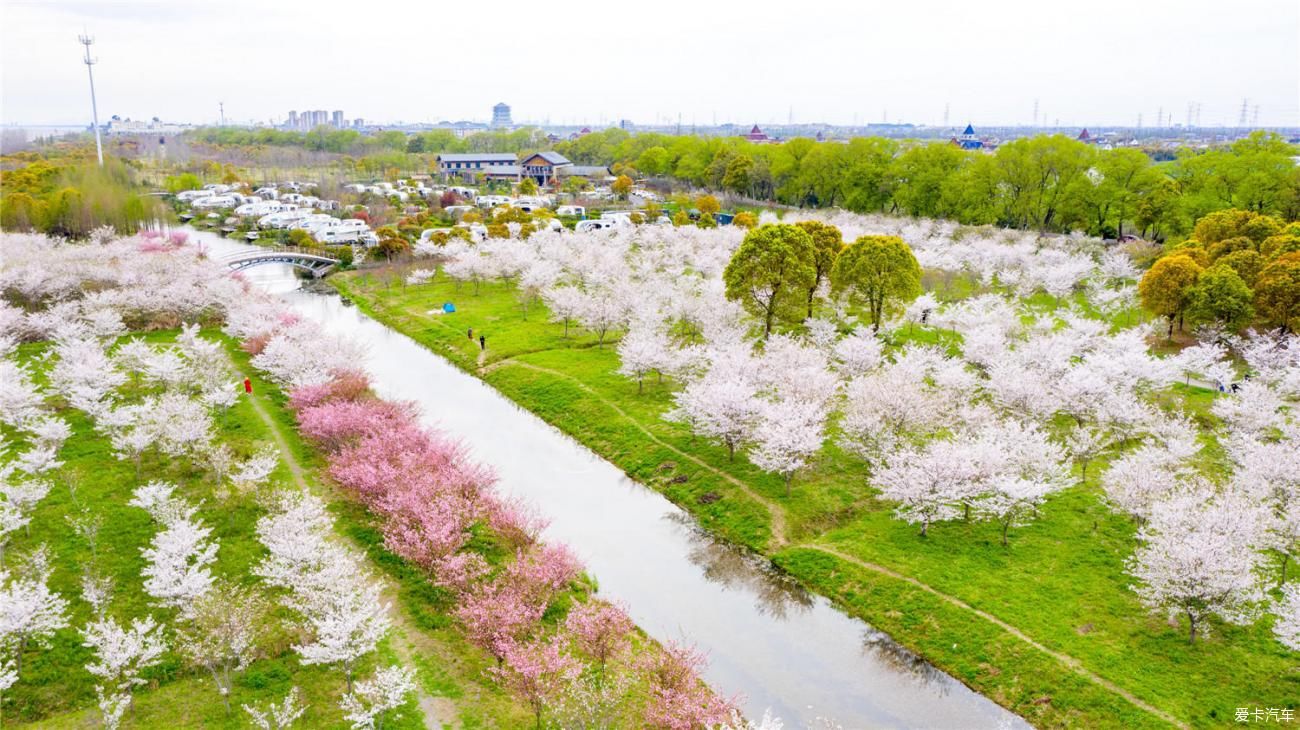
[{"xmin": 244, "ymin": 377, "xmax": 253, "ymax": 394}]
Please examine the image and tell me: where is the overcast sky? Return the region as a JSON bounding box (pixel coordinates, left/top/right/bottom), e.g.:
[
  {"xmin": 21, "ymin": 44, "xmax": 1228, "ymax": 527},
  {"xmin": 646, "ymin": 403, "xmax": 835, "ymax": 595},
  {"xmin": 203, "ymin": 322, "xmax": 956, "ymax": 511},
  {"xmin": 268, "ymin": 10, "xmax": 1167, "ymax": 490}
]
[{"xmin": 3, "ymin": 0, "xmax": 1298, "ymax": 129}]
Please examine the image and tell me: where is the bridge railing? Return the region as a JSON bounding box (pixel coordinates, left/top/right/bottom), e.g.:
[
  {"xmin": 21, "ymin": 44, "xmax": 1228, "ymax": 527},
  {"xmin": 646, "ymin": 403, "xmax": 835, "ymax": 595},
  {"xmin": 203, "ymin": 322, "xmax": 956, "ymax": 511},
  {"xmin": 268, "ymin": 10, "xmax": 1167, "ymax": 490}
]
[{"xmin": 220, "ymin": 245, "xmax": 337, "ymax": 262}]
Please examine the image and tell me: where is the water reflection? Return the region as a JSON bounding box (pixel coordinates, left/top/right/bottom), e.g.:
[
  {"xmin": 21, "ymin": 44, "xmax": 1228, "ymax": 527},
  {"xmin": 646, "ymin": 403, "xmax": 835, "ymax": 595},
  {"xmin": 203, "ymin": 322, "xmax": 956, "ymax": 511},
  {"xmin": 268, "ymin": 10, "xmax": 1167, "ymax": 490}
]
[
  {"xmin": 670, "ymin": 513, "xmax": 815, "ymax": 620},
  {"xmin": 861, "ymin": 628, "xmax": 950, "ymax": 692}
]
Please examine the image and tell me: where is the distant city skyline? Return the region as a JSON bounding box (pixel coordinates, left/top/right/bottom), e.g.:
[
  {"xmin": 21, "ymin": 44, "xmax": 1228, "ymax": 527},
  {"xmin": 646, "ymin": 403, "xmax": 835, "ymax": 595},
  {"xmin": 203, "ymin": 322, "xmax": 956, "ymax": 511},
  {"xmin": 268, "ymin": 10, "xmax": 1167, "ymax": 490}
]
[{"xmin": 3, "ymin": 0, "xmax": 1298, "ymax": 129}]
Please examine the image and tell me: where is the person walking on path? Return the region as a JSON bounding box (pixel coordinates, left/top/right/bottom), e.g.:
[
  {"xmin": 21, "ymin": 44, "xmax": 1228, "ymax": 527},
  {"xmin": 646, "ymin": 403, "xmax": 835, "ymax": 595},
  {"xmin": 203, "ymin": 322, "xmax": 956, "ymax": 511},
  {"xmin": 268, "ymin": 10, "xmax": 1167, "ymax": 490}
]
[
  {"xmin": 243, "ymin": 376, "xmax": 253, "ymax": 394},
  {"xmin": 479, "ymin": 335, "xmax": 486, "ymax": 351},
  {"xmin": 467, "ymin": 327, "xmax": 473, "ymax": 340}
]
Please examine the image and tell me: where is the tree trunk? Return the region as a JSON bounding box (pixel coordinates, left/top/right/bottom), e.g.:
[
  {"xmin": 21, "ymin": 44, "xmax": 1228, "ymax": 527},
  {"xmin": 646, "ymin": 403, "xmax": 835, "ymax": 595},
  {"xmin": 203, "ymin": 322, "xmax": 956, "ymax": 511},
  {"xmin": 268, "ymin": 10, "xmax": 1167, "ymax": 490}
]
[
  {"xmin": 1001, "ymin": 520, "xmax": 1011, "ymax": 547},
  {"xmin": 1187, "ymin": 610, "xmax": 1198, "ymax": 644},
  {"xmin": 784, "ymin": 473, "xmax": 792, "ymax": 498}
]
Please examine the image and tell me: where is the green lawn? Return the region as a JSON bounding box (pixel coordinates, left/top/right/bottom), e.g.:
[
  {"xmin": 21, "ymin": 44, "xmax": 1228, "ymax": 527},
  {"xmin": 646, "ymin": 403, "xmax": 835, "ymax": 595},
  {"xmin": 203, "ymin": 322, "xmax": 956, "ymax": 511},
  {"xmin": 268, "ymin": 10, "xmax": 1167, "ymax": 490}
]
[
  {"xmin": 333, "ymin": 267, "xmax": 1300, "ymax": 729},
  {"xmin": 6, "ymin": 330, "xmax": 529, "ymax": 729}
]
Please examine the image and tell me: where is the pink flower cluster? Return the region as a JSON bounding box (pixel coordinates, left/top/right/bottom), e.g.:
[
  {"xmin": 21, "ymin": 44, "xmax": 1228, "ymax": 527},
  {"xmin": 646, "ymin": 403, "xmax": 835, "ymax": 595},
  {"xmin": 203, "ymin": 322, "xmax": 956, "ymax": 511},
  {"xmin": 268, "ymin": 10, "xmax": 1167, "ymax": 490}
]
[
  {"xmin": 286, "ymin": 364, "xmax": 733, "ymax": 727},
  {"xmin": 135, "ymin": 229, "xmax": 189, "ymax": 253}
]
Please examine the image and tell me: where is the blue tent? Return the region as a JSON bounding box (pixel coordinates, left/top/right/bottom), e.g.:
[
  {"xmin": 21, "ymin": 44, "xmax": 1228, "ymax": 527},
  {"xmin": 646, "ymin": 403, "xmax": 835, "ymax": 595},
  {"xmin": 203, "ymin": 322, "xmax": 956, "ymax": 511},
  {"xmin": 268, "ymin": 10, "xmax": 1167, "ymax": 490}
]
[{"xmin": 442, "ymin": 302, "xmax": 456, "ymax": 313}]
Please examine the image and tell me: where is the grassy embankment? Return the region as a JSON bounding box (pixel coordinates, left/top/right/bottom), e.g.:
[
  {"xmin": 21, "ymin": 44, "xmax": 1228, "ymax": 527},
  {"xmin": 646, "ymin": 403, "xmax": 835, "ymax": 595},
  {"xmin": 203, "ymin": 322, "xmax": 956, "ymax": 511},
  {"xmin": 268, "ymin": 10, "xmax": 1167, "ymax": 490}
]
[
  {"xmin": 331, "ymin": 266, "xmax": 1300, "ymax": 729},
  {"xmin": 6, "ymin": 329, "xmax": 530, "ymax": 729}
]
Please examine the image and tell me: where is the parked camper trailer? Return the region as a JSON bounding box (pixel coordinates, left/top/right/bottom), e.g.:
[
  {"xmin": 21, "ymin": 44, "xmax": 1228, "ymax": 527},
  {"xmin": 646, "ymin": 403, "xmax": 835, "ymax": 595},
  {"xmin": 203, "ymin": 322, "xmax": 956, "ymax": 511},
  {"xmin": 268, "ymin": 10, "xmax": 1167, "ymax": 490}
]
[{"xmin": 574, "ymin": 218, "xmax": 629, "ymax": 234}]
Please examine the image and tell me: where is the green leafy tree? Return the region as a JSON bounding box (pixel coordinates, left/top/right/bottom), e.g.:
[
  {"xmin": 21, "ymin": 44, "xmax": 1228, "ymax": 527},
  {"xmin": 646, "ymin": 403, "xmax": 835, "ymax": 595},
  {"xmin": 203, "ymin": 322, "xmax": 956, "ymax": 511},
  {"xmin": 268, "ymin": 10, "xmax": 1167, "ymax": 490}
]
[
  {"xmin": 829, "ymin": 235, "xmax": 923, "ymax": 331},
  {"xmin": 517, "ymin": 178, "xmax": 538, "ymax": 196},
  {"xmin": 1139, "ymin": 254, "xmax": 1203, "ymax": 337},
  {"xmin": 723, "ymin": 224, "xmax": 816, "ymax": 338},
  {"xmin": 562, "ymin": 176, "xmax": 590, "ymax": 195},
  {"xmin": 697, "ymin": 212, "xmax": 717, "ymax": 229},
  {"xmin": 1187, "ymin": 265, "xmax": 1255, "ymax": 331},
  {"xmin": 287, "ymin": 228, "xmax": 316, "ymax": 247},
  {"xmin": 164, "ymin": 173, "xmax": 202, "ymax": 194},
  {"xmin": 671, "ymin": 209, "xmax": 690, "ymax": 227},
  {"xmin": 794, "ymin": 220, "xmax": 844, "ymax": 318}
]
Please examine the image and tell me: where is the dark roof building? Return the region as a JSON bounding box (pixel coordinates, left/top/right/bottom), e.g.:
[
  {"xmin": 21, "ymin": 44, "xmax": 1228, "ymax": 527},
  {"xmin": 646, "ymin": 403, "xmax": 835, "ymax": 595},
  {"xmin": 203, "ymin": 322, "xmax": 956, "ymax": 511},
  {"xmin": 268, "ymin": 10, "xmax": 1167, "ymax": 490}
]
[
  {"xmin": 520, "ymin": 152, "xmax": 573, "ymax": 185},
  {"xmin": 436, "ymin": 153, "xmax": 518, "ymax": 179}
]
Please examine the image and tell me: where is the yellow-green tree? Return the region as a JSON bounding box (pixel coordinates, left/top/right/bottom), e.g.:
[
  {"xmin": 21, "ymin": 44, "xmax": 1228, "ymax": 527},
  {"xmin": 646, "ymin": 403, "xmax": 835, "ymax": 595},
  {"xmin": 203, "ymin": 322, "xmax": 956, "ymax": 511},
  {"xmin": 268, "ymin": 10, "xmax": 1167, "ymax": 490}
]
[
  {"xmin": 794, "ymin": 220, "xmax": 844, "ymax": 317},
  {"xmin": 696, "ymin": 194, "xmax": 721, "ymax": 217},
  {"xmin": 671, "ymin": 209, "xmax": 690, "ymax": 227},
  {"xmin": 723, "ymin": 224, "xmax": 816, "ymax": 338},
  {"xmin": 374, "ymin": 225, "xmax": 409, "ymax": 260},
  {"xmin": 517, "ymin": 178, "xmax": 538, "ymax": 196},
  {"xmin": 1139, "ymin": 254, "xmax": 1203, "ymax": 337},
  {"xmin": 1254, "ymin": 253, "xmax": 1300, "ymax": 333},
  {"xmin": 732, "ymin": 211, "xmax": 757, "ymax": 229},
  {"xmin": 1187, "ymin": 264, "xmax": 1254, "ymax": 331},
  {"xmin": 1216, "ymin": 249, "xmax": 1265, "ymax": 287},
  {"xmin": 830, "ymin": 235, "xmax": 922, "ymax": 331},
  {"xmin": 612, "ymin": 175, "xmax": 633, "ymax": 199}
]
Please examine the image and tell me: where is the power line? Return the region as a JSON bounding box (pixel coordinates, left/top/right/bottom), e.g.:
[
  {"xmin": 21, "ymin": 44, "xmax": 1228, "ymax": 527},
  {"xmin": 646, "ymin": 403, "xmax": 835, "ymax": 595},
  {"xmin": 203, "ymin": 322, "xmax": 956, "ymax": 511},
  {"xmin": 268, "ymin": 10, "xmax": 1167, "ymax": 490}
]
[{"xmin": 78, "ymin": 33, "xmax": 104, "ymax": 166}]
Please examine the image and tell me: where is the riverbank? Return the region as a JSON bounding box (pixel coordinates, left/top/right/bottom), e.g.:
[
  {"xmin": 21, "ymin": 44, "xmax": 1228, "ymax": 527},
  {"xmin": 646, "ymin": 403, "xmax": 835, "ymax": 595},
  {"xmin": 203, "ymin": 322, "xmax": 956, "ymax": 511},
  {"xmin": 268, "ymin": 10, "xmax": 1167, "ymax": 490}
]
[
  {"xmin": 332, "ymin": 266, "xmax": 1294, "ymax": 729},
  {"xmin": 8, "ymin": 328, "xmax": 528, "ymax": 729}
]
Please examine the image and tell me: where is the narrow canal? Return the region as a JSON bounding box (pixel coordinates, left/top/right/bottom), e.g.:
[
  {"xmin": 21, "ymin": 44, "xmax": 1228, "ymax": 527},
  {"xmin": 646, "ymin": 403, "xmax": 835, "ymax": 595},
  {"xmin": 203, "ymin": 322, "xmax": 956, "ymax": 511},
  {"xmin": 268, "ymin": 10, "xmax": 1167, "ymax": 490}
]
[{"xmin": 199, "ymin": 230, "xmax": 1027, "ymax": 729}]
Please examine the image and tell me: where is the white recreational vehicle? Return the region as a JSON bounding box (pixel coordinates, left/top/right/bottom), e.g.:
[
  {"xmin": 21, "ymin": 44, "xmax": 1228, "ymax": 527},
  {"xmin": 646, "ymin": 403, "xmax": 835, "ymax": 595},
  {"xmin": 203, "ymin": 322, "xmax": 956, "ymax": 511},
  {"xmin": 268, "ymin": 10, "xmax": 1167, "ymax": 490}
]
[
  {"xmin": 258, "ymin": 209, "xmax": 313, "ymax": 229},
  {"xmin": 191, "ymin": 195, "xmax": 239, "ymax": 210},
  {"xmin": 574, "ymin": 217, "xmax": 630, "ymax": 234}
]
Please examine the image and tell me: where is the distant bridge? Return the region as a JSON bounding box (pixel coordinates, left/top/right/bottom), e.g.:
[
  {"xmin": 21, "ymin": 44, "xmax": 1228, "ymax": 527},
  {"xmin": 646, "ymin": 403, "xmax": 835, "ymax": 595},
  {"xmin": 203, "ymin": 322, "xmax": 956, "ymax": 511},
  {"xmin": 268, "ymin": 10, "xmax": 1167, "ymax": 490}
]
[{"xmin": 221, "ymin": 247, "xmax": 339, "ymax": 278}]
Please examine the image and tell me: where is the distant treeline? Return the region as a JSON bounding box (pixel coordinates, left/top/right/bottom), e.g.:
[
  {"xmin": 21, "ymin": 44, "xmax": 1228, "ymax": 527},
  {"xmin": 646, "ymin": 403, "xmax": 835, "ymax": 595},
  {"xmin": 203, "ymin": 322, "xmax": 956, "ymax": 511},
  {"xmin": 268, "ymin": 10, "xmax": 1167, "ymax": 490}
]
[
  {"xmin": 0, "ymin": 150, "xmax": 165, "ymax": 238},
  {"xmin": 553, "ymin": 129, "xmax": 1299, "ymax": 239},
  {"xmin": 184, "ymin": 125, "xmax": 1298, "ymax": 240},
  {"xmin": 189, "ymin": 126, "xmax": 549, "ymax": 156}
]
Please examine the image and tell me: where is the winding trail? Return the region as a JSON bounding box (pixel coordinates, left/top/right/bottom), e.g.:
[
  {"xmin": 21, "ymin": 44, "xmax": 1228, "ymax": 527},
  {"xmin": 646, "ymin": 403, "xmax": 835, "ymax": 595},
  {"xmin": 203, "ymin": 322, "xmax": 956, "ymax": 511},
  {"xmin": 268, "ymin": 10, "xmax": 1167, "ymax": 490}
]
[
  {"xmin": 243, "ymin": 382, "xmax": 458, "ymax": 730},
  {"xmin": 803, "ymin": 544, "xmax": 1187, "ymax": 729},
  {"xmin": 480, "ymin": 357, "xmax": 790, "ymax": 548}
]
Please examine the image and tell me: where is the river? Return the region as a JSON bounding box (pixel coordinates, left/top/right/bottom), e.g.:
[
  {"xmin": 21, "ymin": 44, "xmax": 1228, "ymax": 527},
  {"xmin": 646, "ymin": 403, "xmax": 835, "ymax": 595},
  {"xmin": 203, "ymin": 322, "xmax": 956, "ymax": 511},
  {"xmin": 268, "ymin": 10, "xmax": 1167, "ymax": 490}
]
[{"xmin": 195, "ymin": 229, "xmax": 1028, "ymax": 730}]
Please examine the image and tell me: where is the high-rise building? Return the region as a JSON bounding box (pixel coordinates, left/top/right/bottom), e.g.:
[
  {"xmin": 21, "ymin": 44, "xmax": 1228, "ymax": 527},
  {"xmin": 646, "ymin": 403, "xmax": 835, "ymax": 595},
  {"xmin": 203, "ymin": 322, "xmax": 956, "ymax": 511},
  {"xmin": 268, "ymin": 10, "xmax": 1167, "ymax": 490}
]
[
  {"xmin": 491, "ymin": 102, "xmax": 512, "ymax": 129},
  {"xmin": 287, "ymin": 110, "xmax": 298, "ymax": 128},
  {"xmin": 332, "ymin": 110, "xmax": 344, "ymax": 127},
  {"xmin": 352, "ymin": 118, "xmax": 364, "ymax": 128}
]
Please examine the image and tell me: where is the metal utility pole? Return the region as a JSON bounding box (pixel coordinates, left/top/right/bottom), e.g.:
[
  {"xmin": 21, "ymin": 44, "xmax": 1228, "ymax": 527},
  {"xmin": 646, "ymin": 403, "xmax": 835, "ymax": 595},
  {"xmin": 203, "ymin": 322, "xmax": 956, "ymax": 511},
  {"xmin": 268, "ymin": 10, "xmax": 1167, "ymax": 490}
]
[
  {"xmin": 79, "ymin": 34, "xmax": 104, "ymax": 166},
  {"xmin": 219, "ymin": 101, "xmax": 225, "ymax": 126},
  {"xmin": 1238, "ymin": 98, "xmax": 1249, "ymax": 127}
]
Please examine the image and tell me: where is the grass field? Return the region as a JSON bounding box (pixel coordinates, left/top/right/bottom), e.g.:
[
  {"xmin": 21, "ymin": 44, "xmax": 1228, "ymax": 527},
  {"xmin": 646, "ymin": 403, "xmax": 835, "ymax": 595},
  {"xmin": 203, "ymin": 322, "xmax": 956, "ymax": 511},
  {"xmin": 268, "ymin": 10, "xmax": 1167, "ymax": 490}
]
[
  {"xmin": 333, "ymin": 266, "xmax": 1300, "ymax": 729},
  {"xmin": 6, "ymin": 329, "xmax": 530, "ymax": 729}
]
